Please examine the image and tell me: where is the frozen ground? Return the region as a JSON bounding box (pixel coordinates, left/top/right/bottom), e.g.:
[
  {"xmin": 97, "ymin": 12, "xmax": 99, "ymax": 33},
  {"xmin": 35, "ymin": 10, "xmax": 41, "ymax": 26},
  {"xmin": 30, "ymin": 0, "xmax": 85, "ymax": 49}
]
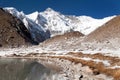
[{"xmin": 1, "ymin": 45, "xmax": 120, "ymax": 57}]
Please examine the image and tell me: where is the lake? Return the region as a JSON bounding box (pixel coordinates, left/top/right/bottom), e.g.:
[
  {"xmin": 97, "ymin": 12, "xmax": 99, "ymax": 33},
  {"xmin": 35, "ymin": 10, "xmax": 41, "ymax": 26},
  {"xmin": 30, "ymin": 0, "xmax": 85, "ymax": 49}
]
[{"xmin": 0, "ymin": 58, "xmax": 64, "ymax": 80}]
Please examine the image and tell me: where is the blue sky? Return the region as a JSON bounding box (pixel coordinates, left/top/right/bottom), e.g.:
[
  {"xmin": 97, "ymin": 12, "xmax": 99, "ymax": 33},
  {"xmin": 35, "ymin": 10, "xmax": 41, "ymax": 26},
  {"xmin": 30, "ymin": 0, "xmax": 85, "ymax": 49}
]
[{"xmin": 0, "ymin": 0, "xmax": 120, "ymax": 18}]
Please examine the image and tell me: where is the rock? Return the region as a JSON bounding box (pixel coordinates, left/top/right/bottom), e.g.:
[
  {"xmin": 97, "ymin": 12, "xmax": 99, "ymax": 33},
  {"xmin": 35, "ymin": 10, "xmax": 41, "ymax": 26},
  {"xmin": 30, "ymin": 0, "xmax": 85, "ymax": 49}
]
[{"xmin": 0, "ymin": 8, "xmax": 37, "ymax": 48}]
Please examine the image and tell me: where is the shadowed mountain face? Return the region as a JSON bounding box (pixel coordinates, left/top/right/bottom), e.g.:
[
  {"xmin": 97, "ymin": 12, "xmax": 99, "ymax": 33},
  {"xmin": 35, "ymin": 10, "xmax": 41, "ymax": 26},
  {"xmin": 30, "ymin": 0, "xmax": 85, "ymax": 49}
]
[
  {"xmin": 85, "ymin": 16, "xmax": 120, "ymax": 42},
  {"xmin": 0, "ymin": 8, "xmax": 38, "ymax": 48}
]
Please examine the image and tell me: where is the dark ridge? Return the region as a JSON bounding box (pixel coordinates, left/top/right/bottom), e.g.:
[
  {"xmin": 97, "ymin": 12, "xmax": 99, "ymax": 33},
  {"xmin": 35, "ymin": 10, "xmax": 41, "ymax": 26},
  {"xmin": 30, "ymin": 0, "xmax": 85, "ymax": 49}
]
[
  {"xmin": 13, "ymin": 17, "xmax": 39, "ymax": 45},
  {"xmin": 2, "ymin": 8, "xmax": 39, "ymax": 45},
  {"xmin": 0, "ymin": 8, "xmax": 38, "ymax": 48}
]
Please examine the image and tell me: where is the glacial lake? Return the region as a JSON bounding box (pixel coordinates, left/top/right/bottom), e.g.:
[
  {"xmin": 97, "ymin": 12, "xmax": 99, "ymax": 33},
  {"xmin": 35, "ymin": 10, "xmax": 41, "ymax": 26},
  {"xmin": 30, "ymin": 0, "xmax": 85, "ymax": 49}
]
[{"xmin": 0, "ymin": 58, "xmax": 61, "ymax": 80}]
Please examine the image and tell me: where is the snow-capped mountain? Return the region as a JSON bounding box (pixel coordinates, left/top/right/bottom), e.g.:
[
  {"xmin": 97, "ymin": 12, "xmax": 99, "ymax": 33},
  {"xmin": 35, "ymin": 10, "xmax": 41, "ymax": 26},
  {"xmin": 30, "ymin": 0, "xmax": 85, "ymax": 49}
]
[
  {"xmin": 4, "ymin": 7, "xmax": 115, "ymax": 38},
  {"xmin": 27, "ymin": 8, "xmax": 115, "ymax": 35}
]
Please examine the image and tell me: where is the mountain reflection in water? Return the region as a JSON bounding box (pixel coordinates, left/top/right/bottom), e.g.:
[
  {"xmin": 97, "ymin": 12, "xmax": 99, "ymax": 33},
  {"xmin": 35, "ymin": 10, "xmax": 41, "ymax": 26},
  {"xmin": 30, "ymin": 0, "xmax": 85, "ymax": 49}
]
[{"xmin": 0, "ymin": 58, "xmax": 61, "ymax": 80}]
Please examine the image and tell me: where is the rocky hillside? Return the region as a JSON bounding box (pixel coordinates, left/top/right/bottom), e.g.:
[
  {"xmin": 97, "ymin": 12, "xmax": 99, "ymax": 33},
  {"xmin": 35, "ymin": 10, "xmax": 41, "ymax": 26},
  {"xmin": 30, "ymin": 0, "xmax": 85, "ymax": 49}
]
[
  {"xmin": 80, "ymin": 16, "xmax": 120, "ymax": 50},
  {"xmin": 41, "ymin": 31, "xmax": 84, "ymax": 51},
  {"xmin": 0, "ymin": 8, "xmax": 35, "ymax": 48},
  {"xmin": 85, "ymin": 15, "xmax": 120, "ymax": 42},
  {"xmin": 44, "ymin": 31, "xmax": 84, "ymax": 43}
]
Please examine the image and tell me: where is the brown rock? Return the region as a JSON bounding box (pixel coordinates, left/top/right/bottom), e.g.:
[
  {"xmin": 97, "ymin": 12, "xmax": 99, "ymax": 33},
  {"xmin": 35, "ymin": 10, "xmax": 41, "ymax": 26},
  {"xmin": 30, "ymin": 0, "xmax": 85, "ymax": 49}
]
[{"xmin": 0, "ymin": 8, "xmax": 34, "ymax": 48}]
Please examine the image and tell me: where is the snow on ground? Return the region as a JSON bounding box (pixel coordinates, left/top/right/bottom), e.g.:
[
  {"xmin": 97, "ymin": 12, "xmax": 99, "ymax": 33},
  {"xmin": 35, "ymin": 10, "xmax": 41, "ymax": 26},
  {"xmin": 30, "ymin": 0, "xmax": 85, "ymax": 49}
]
[
  {"xmin": 1, "ymin": 45, "xmax": 120, "ymax": 58},
  {"xmin": 57, "ymin": 54, "xmax": 120, "ymax": 70},
  {"xmin": 0, "ymin": 46, "xmax": 69, "ymax": 57},
  {"xmin": 81, "ymin": 49, "xmax": 120, "ymax": 57},
  {"xmin": 109, "ymin": 65, "xmax": 120, "ymax": 69},
  {"xmin": 80, "ymin": 57, "xmax": 110, "ymax": 66}
]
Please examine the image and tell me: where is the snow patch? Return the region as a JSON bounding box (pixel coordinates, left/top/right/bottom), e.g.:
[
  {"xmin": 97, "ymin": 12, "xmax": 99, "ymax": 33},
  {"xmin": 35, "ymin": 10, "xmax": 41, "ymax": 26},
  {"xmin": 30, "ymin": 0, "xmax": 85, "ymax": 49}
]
[
  {"xmin": 109, "ymin": 65, "xmax": 120, "ymax": 69},
  {"xmin": 81, "ymin": 57, "xmax": 110, "ymax": 66}
]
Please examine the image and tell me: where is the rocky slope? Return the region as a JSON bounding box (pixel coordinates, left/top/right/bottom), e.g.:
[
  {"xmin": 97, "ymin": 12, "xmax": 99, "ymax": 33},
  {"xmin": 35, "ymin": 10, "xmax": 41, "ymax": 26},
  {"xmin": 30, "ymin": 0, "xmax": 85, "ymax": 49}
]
[
  {"xmin": 4, "ymin": 7, "xmax": 51, "ymax": 43},
  {"xmin": 85, "ymin": 15, "xmax": 120, "ymax": 42},
  {"xmin": 41, "ymin": 31, "xmax": 84, "ymax": 51},
  {"xmin": 0, "ymin": 8, "xmax": 34, "ymax": 48},
  {"xmin": 82, "ymin": 15, "xmax": 120, "ymax": 50}
]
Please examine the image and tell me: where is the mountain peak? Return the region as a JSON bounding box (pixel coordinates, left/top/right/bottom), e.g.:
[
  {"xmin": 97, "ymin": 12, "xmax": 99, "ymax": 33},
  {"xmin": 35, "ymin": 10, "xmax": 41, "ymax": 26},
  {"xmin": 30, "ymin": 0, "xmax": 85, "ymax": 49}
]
[
  {"xmin": 27, "ymin": 11, "xmax": 39, "ymax": 21},
  {"xmin": 3, "ymin": 7, "xmax": 18, "ymax": 13},
  {"xmin": 3, "ymin": 7, "xmax": 22, "ymax": 18},
  {"xmin": 45, "ymin": 8, "xmax": 55, "ymax": 12},
  {"xmin": 4, "ymin": 7, "xmax": 17, "ymax": 10},
  {"xmin": 43, "ymin": 8, "xmax": 59, "ymax": 15}
]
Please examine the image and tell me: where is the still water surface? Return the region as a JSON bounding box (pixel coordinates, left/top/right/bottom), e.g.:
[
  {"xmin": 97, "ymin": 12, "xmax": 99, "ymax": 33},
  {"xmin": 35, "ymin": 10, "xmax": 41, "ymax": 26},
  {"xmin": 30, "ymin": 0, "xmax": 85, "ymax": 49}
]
[{"xmin": 0, "ymin": 58, "xmax": 60, "ymax": 80}]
